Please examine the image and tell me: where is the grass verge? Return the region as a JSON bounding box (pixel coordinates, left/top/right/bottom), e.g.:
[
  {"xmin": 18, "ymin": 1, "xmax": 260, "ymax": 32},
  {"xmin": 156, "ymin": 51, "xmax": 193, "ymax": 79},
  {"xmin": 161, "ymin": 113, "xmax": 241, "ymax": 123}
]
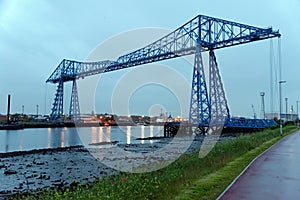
[
  {"xmin": 16, "ymin": 125, "xmax": 297, "ymax": 200},
  {"xmin": 174, "ymin": 126, "xmax": 297, "ymax": 200}
]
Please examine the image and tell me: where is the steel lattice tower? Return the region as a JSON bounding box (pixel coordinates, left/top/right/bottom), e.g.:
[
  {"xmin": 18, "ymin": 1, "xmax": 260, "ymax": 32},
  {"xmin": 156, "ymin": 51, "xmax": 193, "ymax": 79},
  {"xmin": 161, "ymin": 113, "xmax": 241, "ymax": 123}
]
[
  {"xmin": 209, "ymin": 50, "xmax": 230, "ymax": 123},
  {"xmin": 189, "ymin": 45, "xmax": 210, "ymax": 126},
  {"xmin": 69, "ymin": 80, "xmax": 80, "ymax": 121},
  {"xmin": 51, "ymin": 80, "xmax": 64, "ymax": 120}
]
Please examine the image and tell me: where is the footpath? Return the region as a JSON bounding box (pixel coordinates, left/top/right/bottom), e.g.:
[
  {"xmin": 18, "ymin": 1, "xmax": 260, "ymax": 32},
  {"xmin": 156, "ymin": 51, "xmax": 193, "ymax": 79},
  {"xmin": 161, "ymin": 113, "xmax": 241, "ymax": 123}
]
[{"xmin": 218, "ymin": 130, "xmax": 300, "ymax": 199}]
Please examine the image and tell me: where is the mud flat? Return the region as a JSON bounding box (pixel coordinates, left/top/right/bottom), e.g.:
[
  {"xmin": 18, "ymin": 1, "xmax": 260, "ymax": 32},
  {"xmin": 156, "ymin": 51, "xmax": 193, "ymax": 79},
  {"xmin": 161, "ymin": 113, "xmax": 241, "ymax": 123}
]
[
  {"xmin": 0, "ymin": 146, "xmax": 117, "ymax": 199},
  {"xmin": 0, "ymin": 135, "xmax": 233, "ymax": 199}
]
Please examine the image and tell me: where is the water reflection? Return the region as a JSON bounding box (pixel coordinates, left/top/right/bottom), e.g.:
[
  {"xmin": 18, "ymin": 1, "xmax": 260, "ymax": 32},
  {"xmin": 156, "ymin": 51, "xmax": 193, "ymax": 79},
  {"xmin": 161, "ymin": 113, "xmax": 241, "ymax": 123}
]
[
  {"xmin": 5, "ymin": 131, "xmax": 9, "ymax": 152},
  {"xmin": 127, "ymin": 126, "xmax": 131, "ymax": 144},
  {"xmin": 47, "ymin": 128, "xmax": 51, "ymax": 148},
  {"xmin": 0, "ymin": 128, "xmax": 83, "ymax": 153},
  {"xmin": 141, "ymin": 126, "xmax": 145, "ymax": 144},
  {"xmin": 150, "ymin": 126, "xmax": 154, "ymax": 144},
  {"xmin": 77, "ymin": 126, "xmax": 163, "ymax": 147},
  {"xmin": 99, "ymin": 127, "xmax": 103, "ymax": 143},
  {"xmin": 60, "ymin": 131, "xmax": 65, "ymax": 147},
  {"xmin": 18, "ymin": 132, "xmax": 24, "ymax": 151},
  {"xmin": 0, "ymin": 126, "xmax": 164, "ymax": 153},
  {"xmin": 48, "ymin": 128, "xmax": 81, "ymax": 148},
  {"xmin": 89, "ymin": 127, "xmax": 112, "ymax": 144},
  {"xmin": 106, "ymin": 126, "xmax": 111, "ymax": 142},
  {"xmin": 91, "ymin": 127, "xmax": 97, "ymax": 144}
]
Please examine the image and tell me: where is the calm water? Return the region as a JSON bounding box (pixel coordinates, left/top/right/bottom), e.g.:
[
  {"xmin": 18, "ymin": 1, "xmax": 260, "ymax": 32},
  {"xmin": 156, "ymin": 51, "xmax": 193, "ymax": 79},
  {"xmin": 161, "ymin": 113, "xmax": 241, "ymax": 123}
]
[{"xmin": 0, "ymin": 126, "xmax": 164, "ymax": 153}]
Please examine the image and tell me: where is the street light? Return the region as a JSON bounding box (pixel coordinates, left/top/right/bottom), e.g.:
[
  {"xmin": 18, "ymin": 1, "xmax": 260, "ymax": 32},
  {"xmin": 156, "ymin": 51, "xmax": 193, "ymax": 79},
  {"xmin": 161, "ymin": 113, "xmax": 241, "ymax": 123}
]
[
  {"xmin": 296, "ymin": 101, "xmax": 300, "ymax": 118},
  {"xmin": 279, "ymin": 80, "xmax": 286, "ymax": 136},
  {"xmin": 36, "ymin": 105, "xmax": 39, "ymax": 117},
  {"xmin": 285, "ymin": 98, "xmax": 288, "ymax": 121}
]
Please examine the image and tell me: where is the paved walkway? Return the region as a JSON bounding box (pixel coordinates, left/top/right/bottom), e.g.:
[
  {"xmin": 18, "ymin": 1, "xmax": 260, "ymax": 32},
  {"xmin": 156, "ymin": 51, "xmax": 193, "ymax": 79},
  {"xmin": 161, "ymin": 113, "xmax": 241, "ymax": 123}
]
[{"xmin": 219, "ymin": 130, "xmax": 300, "ymax": 200}]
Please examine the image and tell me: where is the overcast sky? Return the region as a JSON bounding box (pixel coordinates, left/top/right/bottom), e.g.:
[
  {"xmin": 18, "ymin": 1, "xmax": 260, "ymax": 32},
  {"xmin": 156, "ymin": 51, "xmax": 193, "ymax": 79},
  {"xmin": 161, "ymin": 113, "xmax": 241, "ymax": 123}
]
[{"xmin": 1, "ymin": 0, "xmax": 300, "ymax": 118}]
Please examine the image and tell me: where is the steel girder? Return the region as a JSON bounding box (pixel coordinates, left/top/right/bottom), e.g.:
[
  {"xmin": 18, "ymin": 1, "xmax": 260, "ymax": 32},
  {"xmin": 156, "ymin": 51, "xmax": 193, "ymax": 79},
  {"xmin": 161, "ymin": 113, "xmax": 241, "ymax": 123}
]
[
  {"xmin": 209, "ymin": 50, "xmax": 230, "ymax": 121},
  {"xmin": 69, "ymin": 80, "xmax": 80, "ymax": 121},
  {"xmin": 225, "ymin": 118, "xmax": 277, "ymax": 129},
  {"xmin": 47, "ymin": 59, "xmax": 115, "ymax": 83},
  {"xmin": 46, "ymin": 14, "xmax": 280, "ymax": 83},
  {"xmin": 189, "ymin": 45, "xmax": 210, "ymax": 126},
  {"xmin": 51, "ymin": 80, "xmax": 64, "ymax": 120}
]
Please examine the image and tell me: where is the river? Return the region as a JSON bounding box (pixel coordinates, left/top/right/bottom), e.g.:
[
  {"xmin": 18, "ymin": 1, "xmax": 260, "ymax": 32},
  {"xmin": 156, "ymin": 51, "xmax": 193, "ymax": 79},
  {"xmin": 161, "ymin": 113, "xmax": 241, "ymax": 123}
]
[{"xmin": 0, "ymin": 125, "xmax": 164, "ymax": 153}]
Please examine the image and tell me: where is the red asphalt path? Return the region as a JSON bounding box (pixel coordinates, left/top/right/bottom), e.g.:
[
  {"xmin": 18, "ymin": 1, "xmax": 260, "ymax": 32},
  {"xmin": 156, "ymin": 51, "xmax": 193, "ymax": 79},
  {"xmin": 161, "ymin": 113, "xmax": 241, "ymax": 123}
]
[{"xmin": 218, "ymin": 130, "xmax": 300, "ymax": 200}]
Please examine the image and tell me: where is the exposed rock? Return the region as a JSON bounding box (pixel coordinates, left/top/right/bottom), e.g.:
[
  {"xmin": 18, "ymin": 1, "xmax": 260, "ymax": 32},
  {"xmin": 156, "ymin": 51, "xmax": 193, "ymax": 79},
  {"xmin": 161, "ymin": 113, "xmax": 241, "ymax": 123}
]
[
  {"xmin": 35, "ymin": 161, "xmax": 45, "ymax": 166},
  {"xmin": 4, "ymin": 169, "xmax": 17, "ymax": 175},
  {"xmin": 37, "ymin": 174, "xmax": 47, "ymax": 179}
]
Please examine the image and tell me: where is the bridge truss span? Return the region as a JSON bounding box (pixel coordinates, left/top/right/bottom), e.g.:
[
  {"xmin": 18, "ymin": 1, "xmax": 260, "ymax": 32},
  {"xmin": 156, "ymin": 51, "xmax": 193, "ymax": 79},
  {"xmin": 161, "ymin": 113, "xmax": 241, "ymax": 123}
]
[{"xmin": 46, "ymin": 14, "xmax": 280, "ymax": 130}]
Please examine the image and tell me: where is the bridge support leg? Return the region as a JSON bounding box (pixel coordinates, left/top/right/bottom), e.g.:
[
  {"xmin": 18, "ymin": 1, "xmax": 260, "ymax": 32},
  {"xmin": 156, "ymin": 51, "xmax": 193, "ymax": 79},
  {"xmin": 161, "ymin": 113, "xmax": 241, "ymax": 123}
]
[
  {"xmin": 208, "ymin": 50, "xmax": 230, "ymax": 134},
  {"xmin": 69, "ymin": 80, "xmax": 80, "ymax": 122},
  {"xmin": 50, "ymin": 80, "xmax": 64, "ymax": 121},
  {"xmin": 189, "ymin": 45, "xmax": 210, "ymax": 134},
  {"xmin": 209, "ymin": 50, "xmax": 230, "ymax": 120}
]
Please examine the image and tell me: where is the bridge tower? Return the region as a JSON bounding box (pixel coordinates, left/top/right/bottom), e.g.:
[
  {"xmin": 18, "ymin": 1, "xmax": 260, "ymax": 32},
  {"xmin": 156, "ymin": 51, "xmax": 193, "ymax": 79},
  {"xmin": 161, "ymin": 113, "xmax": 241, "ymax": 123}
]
[
  {"xmin": 51, "ymin": 80, "xmax": 64, "ymax": 120},
  {"xmin": 189, "ymin": 45, "xmax": 210, "ymax": 127},
  {"xmin": 209, "ymin": 50, "xmax": 230, "ymax": 123},
  {"xmin": 69, "ymin": 80, "xmax": 80, "ymax": 121}
]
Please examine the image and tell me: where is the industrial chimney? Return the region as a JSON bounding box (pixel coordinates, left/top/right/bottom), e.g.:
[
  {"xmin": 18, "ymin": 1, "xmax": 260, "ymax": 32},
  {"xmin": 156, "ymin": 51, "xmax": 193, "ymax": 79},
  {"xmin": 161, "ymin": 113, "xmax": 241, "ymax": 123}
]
[{"xmin": 7, "ymin": 94, "xmax": 11, "ymax": 124}]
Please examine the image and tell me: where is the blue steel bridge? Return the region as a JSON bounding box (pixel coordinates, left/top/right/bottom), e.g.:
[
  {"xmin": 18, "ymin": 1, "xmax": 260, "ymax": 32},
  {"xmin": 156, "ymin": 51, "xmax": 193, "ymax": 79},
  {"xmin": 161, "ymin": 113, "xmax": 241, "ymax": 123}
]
[{"xmin": 46, "ymin": 14, "xmax": 280, "ymax": 132}]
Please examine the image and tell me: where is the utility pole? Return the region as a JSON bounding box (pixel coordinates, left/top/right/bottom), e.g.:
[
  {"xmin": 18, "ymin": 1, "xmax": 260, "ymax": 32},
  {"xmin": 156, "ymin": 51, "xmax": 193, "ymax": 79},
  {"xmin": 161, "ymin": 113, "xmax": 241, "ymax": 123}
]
[
  {"xmin": 260, "ymin": 92, "xmax": 265, "ymax": 119},
  {"xmin": 22, "ymin": 105, "xmax": 24, "ymax": 116},
  {"xmin": 36, "ymin": 105, "xmax": 39, "ymax": 117},
  {"xmin": 279, "ymin": 81, "xmax": 286, "ymax": 136},
  {"xmin": 285, "ymin": 98, "xmax": 288, "ymax": 122},
  {"xmin": 297, "ymin": 101, "xmax": 300, "ymax": 128},
  {"xmin": 297, "ymin": 101, "xmax": 300, "ymax": 118},
  {"xmin": 290, "ymin": 105, "xmax": 294, "ymax": 121}
]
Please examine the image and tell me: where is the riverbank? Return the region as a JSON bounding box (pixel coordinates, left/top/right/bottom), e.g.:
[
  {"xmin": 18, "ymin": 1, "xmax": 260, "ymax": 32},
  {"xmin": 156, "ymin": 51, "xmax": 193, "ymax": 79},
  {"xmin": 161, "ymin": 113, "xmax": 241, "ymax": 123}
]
[
  {"xmin": 0, "ymin": 134, "xmax": 228, "ymax": 199},
  {"xmin": 12, "ymin": 125, "xmax": 296, "ymax": 200},
  {"xmin": 0, "ymin": 146, "xmax": 117, "ymax": 199}
]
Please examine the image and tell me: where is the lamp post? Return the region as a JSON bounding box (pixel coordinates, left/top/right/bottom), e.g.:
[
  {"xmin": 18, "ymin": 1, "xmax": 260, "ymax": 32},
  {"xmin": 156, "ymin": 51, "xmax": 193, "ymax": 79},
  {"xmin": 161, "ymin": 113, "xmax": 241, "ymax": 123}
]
[
  {"xmin": 296, "ymin": 101, "xmax": 300, "ymax": 118},
  {"xmin": 260, "ymin": 92, "xmax": 266, "ymax": 119},
  {"xmin": 285, "ymin": 98, "xmax": 288, "ymax": 121},
  {"xmin": 36, "ymin": 105, "xmax": 39, "ymax": 117},
  {"xmin": 279, "ymin": 80, "xmax": 286, "ymax": 136},
  {"xmin": 297, "ymin": 101, "xmax": 300, "ymax": 128}
]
